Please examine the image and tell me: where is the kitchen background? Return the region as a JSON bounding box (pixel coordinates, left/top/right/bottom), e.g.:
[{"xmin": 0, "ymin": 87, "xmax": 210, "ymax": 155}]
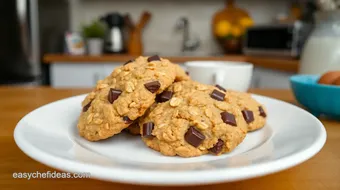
[
  {"xmin": 42, "ymin": 0, "xmax": 304, "ymax": 55},
  {"xmin": 3, "ymin": 0, "xmax": 336, "ymax": 89},
  {"xmin": 68, "ymin": 0, "xmax": 290, "ymax": 55}
]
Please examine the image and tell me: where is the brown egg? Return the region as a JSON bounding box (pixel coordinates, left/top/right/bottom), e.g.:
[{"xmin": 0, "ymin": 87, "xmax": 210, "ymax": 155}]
[
  {"xmin": 318, "ymin": 71, "xmax": 340, "ymax": 85},
  {"xmin": 332, "ymin": 76, "xmax": 340, "ymax": 86}
]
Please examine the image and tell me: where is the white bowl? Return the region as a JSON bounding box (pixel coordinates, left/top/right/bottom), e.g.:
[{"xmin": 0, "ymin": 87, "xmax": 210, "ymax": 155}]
[{"xmin": 184, "ymin": 61, "xmax": 253, "ymax": 92}]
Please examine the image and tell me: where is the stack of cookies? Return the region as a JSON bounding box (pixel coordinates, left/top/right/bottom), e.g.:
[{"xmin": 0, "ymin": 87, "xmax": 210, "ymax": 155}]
[{"xmin": 77, "ymin": 55, "xmax": 267, "ymax": 158}]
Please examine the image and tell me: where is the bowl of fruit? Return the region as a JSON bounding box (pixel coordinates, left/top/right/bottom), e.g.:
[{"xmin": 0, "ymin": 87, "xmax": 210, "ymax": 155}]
[{"xmin": 290, "ymin": 71, "xmax": 340, "ymax": 119}]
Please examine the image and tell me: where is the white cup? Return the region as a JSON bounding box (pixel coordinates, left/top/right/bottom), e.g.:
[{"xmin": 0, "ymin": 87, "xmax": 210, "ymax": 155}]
[{"xmin": 184, "ymin": 61, "xmax": 253, "ymax": 92}]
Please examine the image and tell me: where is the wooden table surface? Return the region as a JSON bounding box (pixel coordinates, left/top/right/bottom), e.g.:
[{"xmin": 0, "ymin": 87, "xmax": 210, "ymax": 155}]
[{"xmin": 1, "ymin": 87, "xmax": 339, "ymax": 190}]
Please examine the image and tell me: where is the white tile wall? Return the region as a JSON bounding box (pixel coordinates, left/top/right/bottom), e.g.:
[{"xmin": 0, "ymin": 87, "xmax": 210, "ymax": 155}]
[{"xmin": 69, "ymin": 0, "xmax": 289, "ymax": 55}]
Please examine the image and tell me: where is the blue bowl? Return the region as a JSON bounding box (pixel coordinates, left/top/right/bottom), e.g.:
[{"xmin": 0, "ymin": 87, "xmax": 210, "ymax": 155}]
[{"xmin": 290, "ymin": 74, "xmax": 340, "ymax": 119}]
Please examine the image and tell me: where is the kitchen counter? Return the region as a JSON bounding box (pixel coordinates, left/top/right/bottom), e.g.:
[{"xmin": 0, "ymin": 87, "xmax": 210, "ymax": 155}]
[
  {"xmin": 3, "ymin": 87, "xmax": 339, "ymax": 189},
  {"xmin": 43, "ymin": 54, "xmax": 299, "ymax": 73}
]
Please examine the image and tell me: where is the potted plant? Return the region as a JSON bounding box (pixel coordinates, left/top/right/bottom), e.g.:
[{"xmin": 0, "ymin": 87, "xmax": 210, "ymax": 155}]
[{"xmin": 81, "ymin": 20, "xmax": 107, "ymax": 56}]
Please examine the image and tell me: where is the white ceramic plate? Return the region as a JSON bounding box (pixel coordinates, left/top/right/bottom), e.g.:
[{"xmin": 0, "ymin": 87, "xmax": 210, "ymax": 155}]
[{"xmin": 14, "ymin": 94, "xmax": 326, "ymax": 185}]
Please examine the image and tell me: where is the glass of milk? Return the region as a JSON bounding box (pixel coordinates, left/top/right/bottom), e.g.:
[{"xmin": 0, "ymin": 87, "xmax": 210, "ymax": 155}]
[{"xmin": 300, "ymin": 10, "xmax": 340, "ymax": 74}]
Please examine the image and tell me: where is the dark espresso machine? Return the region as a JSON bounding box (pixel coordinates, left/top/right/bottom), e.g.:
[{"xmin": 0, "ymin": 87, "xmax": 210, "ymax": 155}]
[{"xmin": 101, "ymin": 13, "xmax": 126, "ymax": 54}]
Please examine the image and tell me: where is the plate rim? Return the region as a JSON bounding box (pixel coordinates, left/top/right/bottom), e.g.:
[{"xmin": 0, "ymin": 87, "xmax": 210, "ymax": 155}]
[{"xmin": 13, "ymin": 94, "xmax": 327, "ymax": 185}]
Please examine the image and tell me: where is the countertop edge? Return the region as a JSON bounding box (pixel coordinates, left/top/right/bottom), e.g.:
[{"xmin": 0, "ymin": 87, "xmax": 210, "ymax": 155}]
[{"xmin": 43, "ymin": 54, "xmax": 299, "ymax": 73}]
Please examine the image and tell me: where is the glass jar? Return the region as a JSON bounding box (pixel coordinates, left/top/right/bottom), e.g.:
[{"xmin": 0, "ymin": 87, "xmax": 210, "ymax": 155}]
[{"xmin": 300, "ymin": 11, "xmax": 340, "ymax": 74}]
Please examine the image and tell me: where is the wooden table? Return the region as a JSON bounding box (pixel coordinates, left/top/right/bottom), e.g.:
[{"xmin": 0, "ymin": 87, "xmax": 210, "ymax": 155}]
[{"xmin": 1, "ymin": 87, "xmax": 339, "ymax": 190}]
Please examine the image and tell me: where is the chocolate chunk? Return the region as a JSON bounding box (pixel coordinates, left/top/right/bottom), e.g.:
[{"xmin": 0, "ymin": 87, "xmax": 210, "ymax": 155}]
[
  {"xmin": 156, "ymin": 91, "xmax": 173, "ymax": 103},
  {"xmin": 215, "ymin": 84, "xmax": 226, "ymax": 92},
  {"xmin": 209, "ymin": 139, "xmax": 224, "ymax": 154},
  {"xmin": 185, "ymin": 71, "xmax": 189, "ymax": 76},
  {"xmin": 184, "ymin": 126, "xmax": 205, "ymax": 147},
  {"xmin": 123, "ymin": 59, "xmax": 133, "ymax": 65},
  {"xmin": 123, "ymin": 116, "xmax": 133, "ymax": 124},
  {"xmin": 242, "ymin": 110, "xmax": 254, "ymax": 123},
  {"xmin": 82, "ymin": 101, "xmax": 92, "ymax": 112},
  {"xmin": 142, "ymin": 122, "xmax": 154, "ymax": 138},
  {"xmin": 210, "ymin": 89, "xmax": 225, "ymax": 101},
  {"xmin": 259, "ymin": 106, "xmax": 266, "ymax": 117},
  {"xmin": 144, "ymin": 81, "xmax": 161, "ymax": 93},
  {"xmin": 147, "ymin": 55, "xmax": 161, "ymax": 62},
  {"xmin": 220, "ymin": 112, "xmax": 237, "ymax": 126},
  {"xmin": 108, "ymin": 88, "xmax": 122, "ymax": 104}
]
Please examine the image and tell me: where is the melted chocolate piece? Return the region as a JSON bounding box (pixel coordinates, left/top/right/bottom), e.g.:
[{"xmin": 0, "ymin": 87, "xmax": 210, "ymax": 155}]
[
  {"xmin": 209, "ymin": 139, "xmax": 224, "ymax": 154},
  {"xmin": 82, "ymin": 101, "xmax": 92, "ymax": 112},
  {"xmin": 210, "ymin": 89, "xmax": 225, "ymax": 101},
  {"xmin": 215, "ymin": 84, "xmax": 226, "ymax": 92},
  {"xmin": 242, "ymin": 110, "xmax": 254, "ymax": 123},
  {"xmin": 108, "ymin": 89, "xmax": 122, "ymax": 104},
  {"xmin": 147, "ymin": 55, "xmax": 161, "ymax": 62},
  {"xmin": 144, "ymin": 81, "xmax": 161, "ymax": 93},
  {"xmin": 259, "ymin": 106, "xmax": 267, "ymax": 117},
  {"xmin": 184, "ymin": 126, "xmax": 205, "ymax": 147},
  {"xmin": 156, "ymin": 91, "xmax": 173, "ymax": 102},
  {"xmin": 220, "ymin": 112, "xmax": 237, "ymax": 126},
  {"xmin": 142, "ymin": 122, "xmax": 154, "ymax": 138}
]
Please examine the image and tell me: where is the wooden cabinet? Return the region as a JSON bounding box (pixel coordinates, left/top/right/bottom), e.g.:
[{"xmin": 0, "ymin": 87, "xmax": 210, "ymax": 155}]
[
  {"xmin": 50, "ymin": 62, "xmax": 188, "ymax": 88},
  {"xmin": 50, "ymin": 63, "xmax": 293, "ymax": 89},
  {"xmin": 103, "ymin": 64, "xmax": 121, "ymax": 76},
  {"xmin": 50, "ymin": 62, "xmax": 121, "ymax": 88},
  {"xmin": 251, "ymin": 67, "xmax": 293, "ymax": 89}
]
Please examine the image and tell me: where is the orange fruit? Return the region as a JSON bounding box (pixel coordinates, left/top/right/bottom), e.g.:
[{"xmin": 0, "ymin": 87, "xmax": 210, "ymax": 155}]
[
  {"xmin": 231, "ymin": 26, "xmax": 242, "ymax": 37},
  {"xmin": 239, "ymin": 17, "xmax": 254, "ymax": 28},
  {"xmin": 215, "ymin": 21, "xmax": 231, "ymax": 37}
]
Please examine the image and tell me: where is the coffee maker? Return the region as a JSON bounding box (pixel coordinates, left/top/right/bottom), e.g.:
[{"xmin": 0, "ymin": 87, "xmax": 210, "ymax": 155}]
[{"xmin": 101, "ymin": 13, "xmax": 125, "ymax": 53}]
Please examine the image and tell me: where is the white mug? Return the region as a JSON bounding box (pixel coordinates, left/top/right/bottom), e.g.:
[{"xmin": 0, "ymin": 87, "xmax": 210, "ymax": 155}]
[{"xmin": 184, "ymin": 61, "xmax": 253, "ymax": 92}]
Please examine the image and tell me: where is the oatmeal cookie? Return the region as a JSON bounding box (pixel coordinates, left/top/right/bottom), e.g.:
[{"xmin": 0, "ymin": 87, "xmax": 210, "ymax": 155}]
[
  {"xmin": 166, "ymin": 81, "xmax": 267, "ymax": 132},
  {"xmin": 139, "ymin": 81, "xmax": 247, "ymax": 157},
  {"xmin": 77, "ymin": 55, "xmax": 189, "ymax": 141},
  {"xmin": 215, "ymin": 84, "xmax": 267, "ymax": 131}
]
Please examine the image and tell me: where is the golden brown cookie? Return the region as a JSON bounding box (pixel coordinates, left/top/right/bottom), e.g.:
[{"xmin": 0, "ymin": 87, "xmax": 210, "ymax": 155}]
[
  {"xmin": 169, "ymin": 81, "xmax": 267, "ymax": 132},
  {"xmin": 139, "ymin": 81, "xmax": 247, "ymax": 157},
  {"xmin": 215, "ymin": 85, "xmax": 267, "ymax": 131},
  {"xmin": 77, "ymin": 56, "xmax": 189, "ymax": 141},
  {"xmin": 125, "ymin": 103, "xmax": 158, "ymax": 135}
]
